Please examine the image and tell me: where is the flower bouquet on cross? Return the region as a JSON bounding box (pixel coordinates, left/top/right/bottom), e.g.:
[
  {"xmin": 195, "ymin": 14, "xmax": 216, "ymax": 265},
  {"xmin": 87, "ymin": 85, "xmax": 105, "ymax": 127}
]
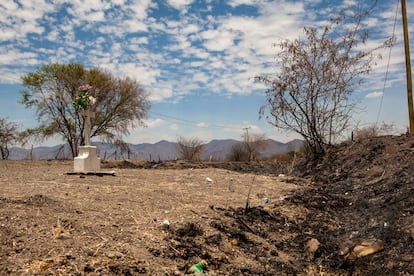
[{"xmin": 72, "ymin": 84, "xmax": 96, "ymax": 110}]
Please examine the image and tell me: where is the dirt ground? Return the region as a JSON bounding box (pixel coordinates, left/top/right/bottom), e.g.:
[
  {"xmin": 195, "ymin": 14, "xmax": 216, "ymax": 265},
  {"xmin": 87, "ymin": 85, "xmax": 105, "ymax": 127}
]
[{"xmin": 0, "ymin": 134, "xmax": 413, "ymax": 275}]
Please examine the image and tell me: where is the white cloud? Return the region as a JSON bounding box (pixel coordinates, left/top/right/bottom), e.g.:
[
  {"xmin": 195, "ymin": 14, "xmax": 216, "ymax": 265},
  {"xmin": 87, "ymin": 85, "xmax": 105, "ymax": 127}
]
[
  {"xmin": 166, "ymin": 0, "xmax": 194, "ymax": 10},
  {"xmin": 111, "ymin": 0, "xmax": 126, "ymax": 6},
  {"xmin": 130, "ymin": 37, "xmax": 149, "ymax": 45},
  {"xmin": 0, "ymin": 69, "xmax": 23, "ymax": 83},
  {"xmin": 197, "ymin": 122, "xmax": 207, "ymax": 127},
  {"xmin": 143, "ymin": 118, "xmax": 165, "ymax": 128},
  {"xmin": 0, "ymin": 0, "xmax": 54, "ymax": 42},
  {"xmin": 46, "ymin": 29, "xmax": 60, "ymax": 42},
  {"xmin": 124, "ymin": 20, "xmax": 148, "ymax": 33},
  {"xmin": 117, "ymin": 63, "xmax": 160, "ymax": 86},
  {"xmin": 149, "ymin": 85, "xmax": 174, "ymax": 102},
  {"xmin": 170, "ymin": 35, "xmax": 192, "ymax": 51},
  {"xmin": 67, "ymin": 0, "xmax": 110, "ymax": 19},
  {"xmin": 227, "ymin": 0, "xmax": 259, "ymax": 7},
  {"xmin": 0, "ymin": 50, "xmax": 38, "ymax": 65},
  {"xmin": 169, "ymin": 123, "xmax": 179, "ymax": 131},
  {"xmin": 0, "ymin": 1, "xmax": 19, "ymax": 10},
  {"xmin": 201, "ymin": 29, "xmax": 236, "ymax": 52},
  {"xmin": 87, "ymin": 11, "xmax": 106, "ymax": 21},
  {"xmin": 181, "ymin": 23, "xmax": 200, "ymax": 35},
  {"xmin": 129, "ymin": 0, "xmax": 155, "ymax": 19},
  {"xmin": 189, "ymin": 61, "xmax": 205, "ymax": 68},
  {"xmin": 366, "ymin": 92, "xmax": 384, "ymax": 99}
]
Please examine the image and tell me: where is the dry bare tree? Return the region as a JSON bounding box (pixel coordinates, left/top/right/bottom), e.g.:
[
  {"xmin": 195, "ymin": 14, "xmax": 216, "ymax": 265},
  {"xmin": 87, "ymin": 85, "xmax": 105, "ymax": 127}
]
[
  {"xmin": 242, "ymin": 132, "xmax": 267, "ymax": 161},
  {"xmin": 353, "ymin": 122, "xmax": 396, "ymax": 141},
  {"xmin": 228, "ymin": 132, "xmax": 267, "ymax": 161},
  {"xmin": 255, "ymin": 1, "xmax": 393, "ymax": 156},
  {"xmin": 227, "ymin": 142, "xmax": 249, "ymax": 161},
  {"xmin": 0, "ymin": 117, "xmax": 18, "ymax": 160},
  {"xmin": 114, "ymin": 139, "xmax": 131, "ymax": 160},
  {"xmin": 176, "ymin": 136, "xmax": 204, "ymax": 161}
]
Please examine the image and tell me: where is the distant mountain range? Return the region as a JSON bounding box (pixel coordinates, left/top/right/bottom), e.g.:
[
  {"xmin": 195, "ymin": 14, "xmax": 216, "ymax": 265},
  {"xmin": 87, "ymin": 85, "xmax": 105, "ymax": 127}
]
[{"xmin": 8, "ymin": 139, "xmax": 303, "ymax": 161}]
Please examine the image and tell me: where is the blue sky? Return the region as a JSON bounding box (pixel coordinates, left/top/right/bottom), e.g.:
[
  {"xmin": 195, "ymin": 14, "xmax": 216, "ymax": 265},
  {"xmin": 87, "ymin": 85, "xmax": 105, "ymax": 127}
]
[{"xmin": 0, "ymin": 0, "xmax": 413, "ymax": 146}]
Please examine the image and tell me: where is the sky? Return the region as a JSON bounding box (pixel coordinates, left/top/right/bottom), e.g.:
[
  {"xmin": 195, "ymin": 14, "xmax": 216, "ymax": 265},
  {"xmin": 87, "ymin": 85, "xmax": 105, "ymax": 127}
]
[{"xmin": 0, "ymin": 0, "xmax": 413, "ymax": 146}]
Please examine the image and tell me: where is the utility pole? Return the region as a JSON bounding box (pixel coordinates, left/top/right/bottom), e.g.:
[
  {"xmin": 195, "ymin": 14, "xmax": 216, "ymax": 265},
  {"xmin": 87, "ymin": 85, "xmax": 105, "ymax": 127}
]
[
  {"xmin": 242, "ymin": 126, "xmax": 250, "ymax": 137},
  {"xmin": 402, "ymin": 0, "xmax": 414, "ymax": 133},
  {"xmin": 242, "ymin": 126, "xmax": 252, "ymax": 161}
]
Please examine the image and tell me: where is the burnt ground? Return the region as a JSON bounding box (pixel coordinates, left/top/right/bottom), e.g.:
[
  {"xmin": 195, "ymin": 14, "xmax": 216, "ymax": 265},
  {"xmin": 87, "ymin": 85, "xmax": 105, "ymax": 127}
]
[
  {"xmin": 0, "ymin": 134, "xmax": 413, "ymax": 275},
  {"xmin": 293, "ymin": 134, "xmax": 414, "ymax": 275}
]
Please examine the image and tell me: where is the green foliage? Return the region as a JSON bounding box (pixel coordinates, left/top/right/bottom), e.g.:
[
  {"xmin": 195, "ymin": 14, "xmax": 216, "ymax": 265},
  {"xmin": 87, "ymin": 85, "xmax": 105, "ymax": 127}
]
[
  {"xmin": 72, "ymin": 85, "xmax": 94, "ymax": 110},
  {"xmin": 72, "ymin": 91, "xmax": 90, "ymax": 110},
  {"xmin": 20, "ymin": 63, "xmax": 150, "ymax": 158}
]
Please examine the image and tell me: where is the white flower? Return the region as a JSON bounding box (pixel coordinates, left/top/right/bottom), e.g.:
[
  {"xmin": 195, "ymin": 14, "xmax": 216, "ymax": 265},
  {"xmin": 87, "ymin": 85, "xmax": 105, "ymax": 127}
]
[{"xmin": 89, "ymin": 96, "xmax": 96, "ymax": 106}]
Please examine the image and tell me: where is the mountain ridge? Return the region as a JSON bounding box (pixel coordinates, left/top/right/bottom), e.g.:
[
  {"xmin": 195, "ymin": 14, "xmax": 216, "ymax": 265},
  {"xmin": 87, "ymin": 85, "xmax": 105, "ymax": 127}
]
[{"xmin": 8, "ymin": 139, "xmax": 303, "ymax": 161}]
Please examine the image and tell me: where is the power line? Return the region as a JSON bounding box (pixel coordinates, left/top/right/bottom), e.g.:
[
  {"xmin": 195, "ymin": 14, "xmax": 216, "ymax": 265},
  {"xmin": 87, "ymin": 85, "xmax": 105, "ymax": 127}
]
[
  {"xmin": 149, "ymin": 111, "xmax": 243, "ymax": 130},
  {"xmin": 375, "ymin": 0, "xmax": 399, "ymax": 126}
]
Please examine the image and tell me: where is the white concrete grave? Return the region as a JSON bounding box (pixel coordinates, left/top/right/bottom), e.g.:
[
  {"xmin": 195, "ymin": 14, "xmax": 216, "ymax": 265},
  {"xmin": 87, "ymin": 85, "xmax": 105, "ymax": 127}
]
[{"xmin": 74, "ymin": 109, "xmax": 101, "ymax": 173}]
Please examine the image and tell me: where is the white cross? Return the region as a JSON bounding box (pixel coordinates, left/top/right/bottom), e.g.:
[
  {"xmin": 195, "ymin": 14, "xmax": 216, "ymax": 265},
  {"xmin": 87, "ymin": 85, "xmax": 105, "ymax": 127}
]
[{"xmin": 81, "ymin": 109, "xmax": 95, "ymax": 146}]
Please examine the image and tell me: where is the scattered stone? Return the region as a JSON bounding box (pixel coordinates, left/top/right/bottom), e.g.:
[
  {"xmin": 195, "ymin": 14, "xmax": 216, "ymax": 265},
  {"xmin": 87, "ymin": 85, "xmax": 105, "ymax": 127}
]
[
  {"xmin": 305, "ymin": 238, "xmax": 320, "ymax": 260},
  {"xmin": 344, "ymin": 239, "xmax": 384, "ymax": 262}
]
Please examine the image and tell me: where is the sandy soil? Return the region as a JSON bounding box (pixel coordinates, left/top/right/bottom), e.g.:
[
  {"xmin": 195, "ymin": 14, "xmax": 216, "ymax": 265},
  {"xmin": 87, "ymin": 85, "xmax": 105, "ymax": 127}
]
[
  {"xmin": 0, "ymin": 160, "xmax": 301, "ymax": 275},
  {"xmin": 1, "ymin": 134, "xmax": 413, "ymax": 275}
]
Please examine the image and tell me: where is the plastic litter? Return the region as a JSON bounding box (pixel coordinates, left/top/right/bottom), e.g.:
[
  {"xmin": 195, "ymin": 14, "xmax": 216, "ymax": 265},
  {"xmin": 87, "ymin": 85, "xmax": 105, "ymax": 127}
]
[
  {"xmin": 190, "ymin": 260, "xmax": 207, "ymax": 273},
  {"xmin": 161, "ymin": 220, "xmax": 170, "ymax": 230},
  {"xmin": 262, "ymin": 197, "xmax": 271, "ymax": 203}
]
